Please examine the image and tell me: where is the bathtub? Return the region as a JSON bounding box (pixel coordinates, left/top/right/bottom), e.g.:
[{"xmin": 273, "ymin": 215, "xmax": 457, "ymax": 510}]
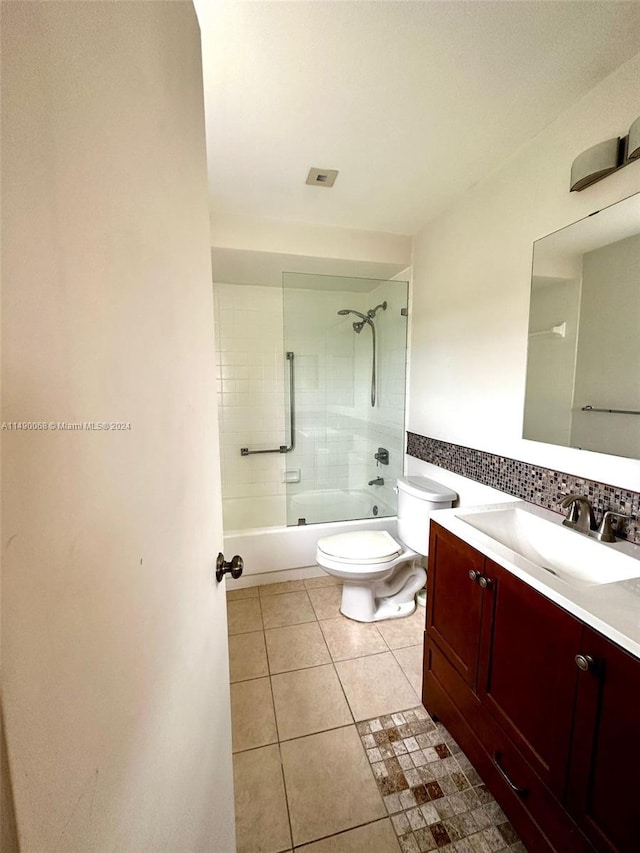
[{"xmin": 223, "ymin": 489, "xmax": 396, "ymax": 585}]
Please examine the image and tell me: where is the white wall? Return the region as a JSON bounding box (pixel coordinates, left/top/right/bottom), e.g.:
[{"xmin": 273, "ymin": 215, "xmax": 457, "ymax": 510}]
[
  {"xmin": 2, "ymin": 3, "xmax": 235, "ymax": 851},
  {"xmin": 409, "ymin": 51, "xmax": 640, "ymax": 494},
  {"xmin": 211, "ymin": 213, "xmax": 411, "ymax": 267}
]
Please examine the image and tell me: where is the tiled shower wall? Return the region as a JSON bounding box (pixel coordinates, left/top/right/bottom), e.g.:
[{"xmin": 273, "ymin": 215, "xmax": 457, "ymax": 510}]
[
  {"xmin": 282, "ymin": 279, "xmax": 408, "ymax": 518},
  {"xmin": 407, "ymin": 432, "xmax": 640, "ymax": 545},
  {"xmin": 364, "ymin": 280, "xmax": 409, "ymax": 511},
  {"xmin": 283, "ymin": 288, "xmax": 365, "ymax": 510},
  {"xmin": 214, "ymin": 283, "xmax": 286, "ymax": 518},
  {"xmin": 214, "ymin": 279, "xmax": 409, "ymax": 528}
]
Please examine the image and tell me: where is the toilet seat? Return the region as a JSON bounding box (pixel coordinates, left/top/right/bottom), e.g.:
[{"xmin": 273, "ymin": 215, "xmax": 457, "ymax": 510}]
[{"xmin": 317, "ymin": 530, "xmax": 403, "ymax": 565}]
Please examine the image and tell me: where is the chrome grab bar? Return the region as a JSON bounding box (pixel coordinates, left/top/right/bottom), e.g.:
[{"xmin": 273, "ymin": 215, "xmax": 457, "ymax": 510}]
[
  {"xmin": 581, "ymin": 405, "xmax": 640, "ymax": 415},
  {"xmin": 240, "ymin": 352, "xmax": 295, "ymax": 456}
]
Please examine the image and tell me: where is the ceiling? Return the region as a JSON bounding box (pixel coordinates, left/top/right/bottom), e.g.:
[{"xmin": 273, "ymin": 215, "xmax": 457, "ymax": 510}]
[{"xmin": 195, "ymin": 1, "xmax": 640, "ymax": 237}]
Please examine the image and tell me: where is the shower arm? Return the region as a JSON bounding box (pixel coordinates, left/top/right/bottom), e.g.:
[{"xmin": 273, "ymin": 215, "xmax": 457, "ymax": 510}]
[{"xmin": 240, "ymin": 351, "xmax": 295, "ymax": 456}]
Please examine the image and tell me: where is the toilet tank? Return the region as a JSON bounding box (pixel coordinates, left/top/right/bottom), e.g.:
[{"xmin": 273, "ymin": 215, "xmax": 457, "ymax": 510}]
[{"xmin": 397, "ymin": 476, "xmax": 457, "ymax": 555}]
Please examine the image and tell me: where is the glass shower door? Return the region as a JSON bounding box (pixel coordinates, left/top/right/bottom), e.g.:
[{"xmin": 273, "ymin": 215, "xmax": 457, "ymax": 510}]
[{"xmin": 282, "ymin": 272, "xmax": 409, "ymax": 526}]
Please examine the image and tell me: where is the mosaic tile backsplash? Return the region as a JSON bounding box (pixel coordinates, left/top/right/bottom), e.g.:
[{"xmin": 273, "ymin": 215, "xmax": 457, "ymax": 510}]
[{"xmin": 407, "ymin": 432, "xmax": 640, "ymax": 546}]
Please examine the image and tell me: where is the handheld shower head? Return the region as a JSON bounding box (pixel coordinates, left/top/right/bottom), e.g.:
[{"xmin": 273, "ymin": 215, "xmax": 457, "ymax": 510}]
[{"xmin": 337, "ymin": 308, "xmax": 368, "ymax": 322}]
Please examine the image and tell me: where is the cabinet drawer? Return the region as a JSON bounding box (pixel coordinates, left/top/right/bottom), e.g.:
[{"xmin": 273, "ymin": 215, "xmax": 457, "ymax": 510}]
[{"xmin": 482, "ymin": 713, "xmax": 594, "ymax": 853}]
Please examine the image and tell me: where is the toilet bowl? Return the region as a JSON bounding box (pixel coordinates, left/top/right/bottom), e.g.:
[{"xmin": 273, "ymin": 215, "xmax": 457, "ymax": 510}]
[{"xmin": 316, "ymin": 477, "xmax": 457, "ymax": 622}]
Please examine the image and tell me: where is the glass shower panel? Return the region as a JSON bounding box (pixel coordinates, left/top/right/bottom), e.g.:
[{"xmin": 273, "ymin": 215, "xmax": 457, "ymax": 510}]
[{"xmin": 282, "ymin": 273, "xmax": 409, "ymax": 526}]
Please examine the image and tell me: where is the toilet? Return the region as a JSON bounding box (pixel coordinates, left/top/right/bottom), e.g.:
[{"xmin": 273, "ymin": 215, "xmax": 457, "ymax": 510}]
[{"xmin": 316, "ymin": 476, "xmax": 457, "ymax": 622}]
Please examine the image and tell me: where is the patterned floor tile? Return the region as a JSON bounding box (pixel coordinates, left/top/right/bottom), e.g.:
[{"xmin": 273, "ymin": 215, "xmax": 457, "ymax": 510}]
[{"xmin": 359, "ymin": 707, "xmax": 526, "ymax": 853}]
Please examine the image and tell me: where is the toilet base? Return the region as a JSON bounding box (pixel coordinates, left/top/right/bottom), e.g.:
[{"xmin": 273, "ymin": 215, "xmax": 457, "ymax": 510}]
[{"xmin": 339, "ymin": 561, "xmax": 426, "ymax": 623}]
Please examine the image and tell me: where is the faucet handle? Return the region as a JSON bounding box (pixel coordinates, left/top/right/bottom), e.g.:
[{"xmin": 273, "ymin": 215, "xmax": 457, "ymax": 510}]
[{"xmin": 596, "ymin": 510, "xmax": 633, "ymax": 543}]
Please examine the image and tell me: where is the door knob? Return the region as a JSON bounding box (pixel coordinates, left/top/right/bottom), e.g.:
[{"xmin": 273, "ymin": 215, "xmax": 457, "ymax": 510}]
[
  {"xmin": 478, "ymin": 576, "xmax": 493, "ymax": 590},
  {"xmin": 469, "ymin": 570, "xmax": 479, "ymax": 581},
  {"xmin": 216, "ymin": 553, "xmax": 244, "ymax": 582}
]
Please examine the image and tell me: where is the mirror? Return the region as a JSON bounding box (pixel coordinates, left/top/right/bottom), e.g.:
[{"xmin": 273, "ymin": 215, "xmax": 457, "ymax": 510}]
[{"xmin": 523, "ymin": 192, "xmax": 640, "ymax": 459}]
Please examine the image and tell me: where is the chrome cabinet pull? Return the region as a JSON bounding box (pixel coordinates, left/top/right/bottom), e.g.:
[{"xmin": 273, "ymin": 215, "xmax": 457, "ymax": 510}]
[
  {"xmin": 478, "ymin": 576, "xmax": 493, "ymax": 590},
  {"xmin": 493, "ymin": 752, "xmax": 528, "ymax": 797},
  {"xmin": 575, "ymin": 654, "xmax": 595, "ymax": 673},
  {"xmin": 469, "ymin": 570, "xmax": 479, "ymax": 581}
]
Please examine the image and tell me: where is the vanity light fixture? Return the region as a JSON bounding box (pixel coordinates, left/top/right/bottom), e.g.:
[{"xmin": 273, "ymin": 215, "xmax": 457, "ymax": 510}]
[
  {"xmin": 628, "ymin": 116, "xmax": 640, "ymax": 162},
  {"xmin": 570, "ymin": 115, "xmax": 640, "ymax": 192},
  {"xmin": 306, "ymin": 167, "xmax": 339, "ymax": 187}
]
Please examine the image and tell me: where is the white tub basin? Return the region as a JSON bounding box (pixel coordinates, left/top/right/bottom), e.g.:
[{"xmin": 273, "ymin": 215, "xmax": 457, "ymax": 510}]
[{"xmin": 455, "ymin": 507, "xmax": 640, "ymax": 587}]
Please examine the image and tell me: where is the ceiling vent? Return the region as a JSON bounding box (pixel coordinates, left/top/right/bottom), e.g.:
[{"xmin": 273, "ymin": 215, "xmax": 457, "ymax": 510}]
[{"xmin": 306, "ymin": 167, "xmax": 339, "ymax": 188}]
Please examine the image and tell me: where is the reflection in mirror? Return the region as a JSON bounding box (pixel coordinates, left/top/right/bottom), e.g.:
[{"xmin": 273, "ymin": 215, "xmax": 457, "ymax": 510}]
[{"xmin": 523, "ymin": 192, "xmax": 640, "ymax": 460}]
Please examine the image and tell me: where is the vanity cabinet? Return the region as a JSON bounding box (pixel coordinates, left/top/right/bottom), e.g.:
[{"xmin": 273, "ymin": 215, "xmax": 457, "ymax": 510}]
[
  {"xmin": 423, "ymin": 521, "xmax": 640, "ymax": 853},
  {"xmin": 568, "ymin": 627, "xmax": 640, "ymax": 853}
]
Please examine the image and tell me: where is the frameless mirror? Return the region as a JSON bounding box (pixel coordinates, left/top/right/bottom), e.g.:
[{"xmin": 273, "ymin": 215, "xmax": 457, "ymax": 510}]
[{"xmin": 523, "ymin": 192, "xmax": 640, "ymax": 459}]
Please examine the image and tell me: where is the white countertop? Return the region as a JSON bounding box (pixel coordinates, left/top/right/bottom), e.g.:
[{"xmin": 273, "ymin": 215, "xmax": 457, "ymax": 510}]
[{"xmin": 429, "ymin": 501, "xmax": 640, "ymax": 660}]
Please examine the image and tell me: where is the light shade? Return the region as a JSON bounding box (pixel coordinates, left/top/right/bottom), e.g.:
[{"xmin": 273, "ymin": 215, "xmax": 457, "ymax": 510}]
[
  {"xmin": 570, "ymin": 138, "xmax": 620, "ymax": 192},
  {"xmin": 628, "ymin": 116, "xmax": 640, "ymax": 161}
]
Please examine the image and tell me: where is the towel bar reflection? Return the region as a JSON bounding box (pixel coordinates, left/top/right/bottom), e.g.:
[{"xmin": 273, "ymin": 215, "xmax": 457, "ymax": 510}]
[
  {"xmin": 581, "ymin": 405, "xmax": 640, "ymax": 415},
  {"xmin": 240, "ymin": 352, "xmax": 296, "ymax": 456}
]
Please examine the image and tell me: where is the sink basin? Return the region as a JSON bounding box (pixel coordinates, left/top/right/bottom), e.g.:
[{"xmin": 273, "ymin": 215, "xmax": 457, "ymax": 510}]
[{"xmin": 455, "ymin": 507, "xmax": 640, "ymax": 587}]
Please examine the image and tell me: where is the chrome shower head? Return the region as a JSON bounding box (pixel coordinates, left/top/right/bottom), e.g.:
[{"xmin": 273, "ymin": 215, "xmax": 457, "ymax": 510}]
[{"xmin": 337, "ymin": 308, "xmax": 369, "ymax": 323}]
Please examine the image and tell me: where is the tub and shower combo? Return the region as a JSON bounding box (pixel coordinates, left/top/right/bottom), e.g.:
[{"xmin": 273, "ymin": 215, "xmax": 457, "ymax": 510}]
[{"xmin": 213, "ymin": 270, "xmax": 409, "ymax": 585}]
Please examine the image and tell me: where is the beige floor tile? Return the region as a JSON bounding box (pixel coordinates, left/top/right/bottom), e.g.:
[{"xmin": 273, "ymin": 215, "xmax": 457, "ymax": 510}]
[
  {"xmin": 308, "ymin": 585, "xmax": 342, "ymax": 620},
  {"xmin": 304, "ymin": 574, "xmax": 341, "ymax": 589},
  {"xmin": 319, "ymin": 617, "xmax": 388, "ymax": 661},
  {"xmin": 229, "ymin": 631, "xmax": 269, "ymax": 683},
  {"xmin": 375, "ymin": 606, "xmax": 426, "ymax": 649},
  {"xmin": 226, "ymin": 585, "xmax": 259, "ymax": 601},
  {"xmin": 295, "ymin": 818, "xmax": 401, "ymax": 852},
  {"xmin": 281, "ymin": 725, "xmax": 385, "ymax": 846},
  {"xmin": 271, "ymin": 664, "xmax": 353, "ymax": 740},
  {"xmin": 259, "ymin": 579, "xmax": 307, "ymax": 596},
  {"xmin": 266, "ymin": 622, "xmax": 331, "ymax": 674},
  {"xmin": 261, "ymin": 590, "xmax": 317, "ymax": 629},
  {"xmin": 393, "ymin": 644, "xmax": 424, "ymax": 697},
  {"xmin": 228, "ymin": 598, "xmax": 263, "ymax": 635},
  {"xmin": 233, "ymin": 744, "xmax": 291, "ymax": 853},
  {"xmin": 335, "ymin": 652, "xmax": 420, "ymax": 721},
  {"xmin": 231, "ymin": 677, "xmax": 278, "ymax": 753}
]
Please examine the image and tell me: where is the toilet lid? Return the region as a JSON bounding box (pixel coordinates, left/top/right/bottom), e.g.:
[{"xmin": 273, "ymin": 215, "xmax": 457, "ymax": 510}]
[{"xmin": 317, "ymin": 530, "xmax": 402, "ymax": 562}]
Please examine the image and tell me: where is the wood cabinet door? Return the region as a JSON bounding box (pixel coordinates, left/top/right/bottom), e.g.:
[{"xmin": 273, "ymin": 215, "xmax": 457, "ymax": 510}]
[
  {"xmin": 478, "ymin": 559, "xmax": 582, "ymax": 799},
  {"xmin": 426, "ymin": 523, "xmax": 485, "ymax": 690},
  {"xmin": 567, "ymin": 627, "xmax": 640, "ymax": 853}
]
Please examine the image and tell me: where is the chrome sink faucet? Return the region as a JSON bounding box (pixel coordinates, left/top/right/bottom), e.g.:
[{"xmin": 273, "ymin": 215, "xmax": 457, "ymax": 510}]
[{"xmin": 559, "ymin": 495, "xmax": 596, "ymax": 534}]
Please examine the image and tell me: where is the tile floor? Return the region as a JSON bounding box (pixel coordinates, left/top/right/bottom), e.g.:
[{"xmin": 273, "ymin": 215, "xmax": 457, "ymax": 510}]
[{"xmin": 227, "ymin": 577, "xmax": 526, "ymax": 853}]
